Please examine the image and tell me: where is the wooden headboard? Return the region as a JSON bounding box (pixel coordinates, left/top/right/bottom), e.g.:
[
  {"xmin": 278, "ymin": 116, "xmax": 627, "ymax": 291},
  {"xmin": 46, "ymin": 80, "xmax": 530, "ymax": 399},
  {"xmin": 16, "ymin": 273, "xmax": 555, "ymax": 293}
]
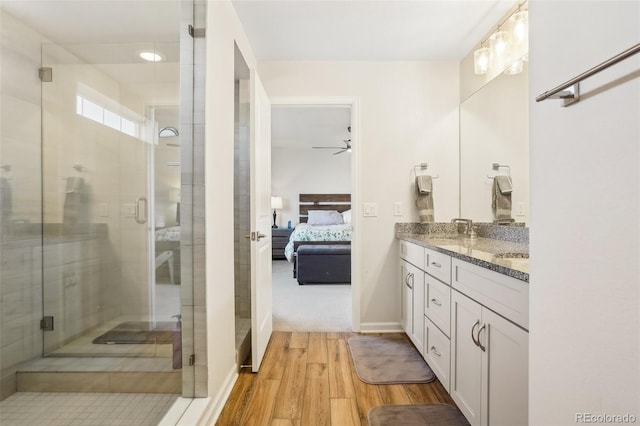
[{"xmin": 299, "ymin": 193, "xmax": 351, "ymax": 223}]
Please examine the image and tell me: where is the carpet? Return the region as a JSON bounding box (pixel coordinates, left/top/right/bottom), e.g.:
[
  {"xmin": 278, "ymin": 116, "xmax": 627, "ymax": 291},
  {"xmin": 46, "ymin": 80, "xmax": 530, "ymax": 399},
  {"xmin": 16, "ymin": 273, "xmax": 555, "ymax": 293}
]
[
  {"xmin": 368, "ymin": 404, "xmax": 470, "ymax": 426},
  {"xmin": 347, "ymin": 334, "xmax": 435, "ymax": 384},
  {"xmin": 92, "ymin": 321, "xmax": 177, "ymax": 345},
  {"xmin": 272, "ymin": 260, "xmax": 351, "ymax": 331}
]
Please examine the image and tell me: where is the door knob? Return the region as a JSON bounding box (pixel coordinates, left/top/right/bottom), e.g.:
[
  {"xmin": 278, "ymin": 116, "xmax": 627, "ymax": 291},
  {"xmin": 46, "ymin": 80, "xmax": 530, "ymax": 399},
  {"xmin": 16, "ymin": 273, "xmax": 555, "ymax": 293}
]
[{"xmin": 256, "ymin": 232, "xmax": 267, "ymax": 241}]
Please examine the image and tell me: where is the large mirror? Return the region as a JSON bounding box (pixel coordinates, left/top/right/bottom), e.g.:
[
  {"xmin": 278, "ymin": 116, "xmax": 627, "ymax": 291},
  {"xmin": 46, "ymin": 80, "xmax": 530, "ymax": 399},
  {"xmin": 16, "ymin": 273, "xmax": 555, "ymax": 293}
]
[{"xmin": 460, "ymin": 62, "xmax": 529, "ymax": 225}]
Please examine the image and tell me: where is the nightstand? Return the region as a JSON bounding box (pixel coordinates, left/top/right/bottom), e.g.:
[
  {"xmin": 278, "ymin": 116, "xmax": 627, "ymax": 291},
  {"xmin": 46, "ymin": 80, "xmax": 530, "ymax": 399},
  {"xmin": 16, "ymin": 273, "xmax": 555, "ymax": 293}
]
[{"xmin": 272, "ymin": 227, "xmax": 294, "ymax": 260}]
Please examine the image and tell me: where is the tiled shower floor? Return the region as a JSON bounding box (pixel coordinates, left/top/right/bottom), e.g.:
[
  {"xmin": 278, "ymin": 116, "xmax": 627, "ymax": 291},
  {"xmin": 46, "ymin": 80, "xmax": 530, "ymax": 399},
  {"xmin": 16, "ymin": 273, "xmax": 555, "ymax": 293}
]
[{"xmin": 0, "ymin": 392, "xmax": 178, "ymax": 426}]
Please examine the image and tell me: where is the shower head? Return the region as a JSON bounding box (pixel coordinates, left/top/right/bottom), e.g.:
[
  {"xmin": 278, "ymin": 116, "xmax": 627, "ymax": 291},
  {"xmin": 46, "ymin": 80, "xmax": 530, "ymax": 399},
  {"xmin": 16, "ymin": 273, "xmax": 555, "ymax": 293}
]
[{"xmin": 159, "ymin": 126, "xmax": 179, "ymax": 138}]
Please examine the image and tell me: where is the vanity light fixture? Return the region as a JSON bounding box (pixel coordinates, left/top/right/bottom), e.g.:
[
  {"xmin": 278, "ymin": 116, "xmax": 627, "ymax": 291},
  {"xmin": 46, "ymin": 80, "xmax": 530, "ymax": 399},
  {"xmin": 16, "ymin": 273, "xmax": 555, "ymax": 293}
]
[
  {"xmin": 489, "ymin": 30, "xmax": 510, "ymax": 73},
  {"xmin": 504, "ymin": 59, "xmax": 524, "ymax": 75},
  {"xmin": 474, "ymin": 45, "xmax": 490, "ymax": 75},
  {"xmin": 472, "ymin": 1, "xmax": 528, "ymax": 76},
  {"xmin": 139, "ymin": 51, "xmax": 164, "ymax": 62}
]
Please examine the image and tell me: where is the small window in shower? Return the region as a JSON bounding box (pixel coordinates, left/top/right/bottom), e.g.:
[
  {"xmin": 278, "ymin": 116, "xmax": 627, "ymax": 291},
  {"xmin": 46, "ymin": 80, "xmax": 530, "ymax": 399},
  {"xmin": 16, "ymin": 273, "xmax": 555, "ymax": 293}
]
[{"xmin": 75, "ymin": 93, "xmax": 143, "ymax": 140}]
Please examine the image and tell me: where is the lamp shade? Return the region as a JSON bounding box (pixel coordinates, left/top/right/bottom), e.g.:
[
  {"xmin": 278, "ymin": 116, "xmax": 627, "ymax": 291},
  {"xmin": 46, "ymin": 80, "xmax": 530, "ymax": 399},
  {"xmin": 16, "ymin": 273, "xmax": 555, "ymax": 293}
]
[
  {"xmin": 270, "ymin": 196, "xmax": 283, "ymax": 210},
  {"xmin": 474, "ymin": 47, "xmax": 490, "ymax": 75}
]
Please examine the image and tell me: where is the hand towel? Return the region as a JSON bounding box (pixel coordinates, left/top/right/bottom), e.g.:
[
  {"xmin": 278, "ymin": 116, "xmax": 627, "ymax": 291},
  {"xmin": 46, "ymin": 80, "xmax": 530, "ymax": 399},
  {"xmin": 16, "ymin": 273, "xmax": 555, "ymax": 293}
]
[
  {"xmin": 63, "ymin": 177, "xmax": 89, "ymax": 224},
  {"xmin": 494, "ymin": 175, "xmax": 513, "ymax": 194},
  {"xmin": 416, "ymin": 175, "xmax": 432, "ymax": 194},
  {"xmin": 415, "ymin": 176, "xmax": 434, "ymax": 223},
  {"xmin": 492, "ymin": 176, "xmax": 512, "ymax": 220}
]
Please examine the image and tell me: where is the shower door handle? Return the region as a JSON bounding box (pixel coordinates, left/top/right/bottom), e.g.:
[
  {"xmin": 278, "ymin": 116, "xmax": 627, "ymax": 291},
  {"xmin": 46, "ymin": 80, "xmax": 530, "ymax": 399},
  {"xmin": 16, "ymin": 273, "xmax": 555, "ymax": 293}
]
[{"xmin": 135, "ymin": 196, "xmax": 148, "ymax": 224}]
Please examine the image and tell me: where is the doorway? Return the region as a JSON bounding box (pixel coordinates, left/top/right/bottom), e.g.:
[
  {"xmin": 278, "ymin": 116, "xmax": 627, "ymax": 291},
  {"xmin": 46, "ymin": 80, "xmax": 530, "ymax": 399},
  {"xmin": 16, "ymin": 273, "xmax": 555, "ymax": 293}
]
[{"xmin": 270, "ymin": 98, "xmax": 360, "ymax": 332}]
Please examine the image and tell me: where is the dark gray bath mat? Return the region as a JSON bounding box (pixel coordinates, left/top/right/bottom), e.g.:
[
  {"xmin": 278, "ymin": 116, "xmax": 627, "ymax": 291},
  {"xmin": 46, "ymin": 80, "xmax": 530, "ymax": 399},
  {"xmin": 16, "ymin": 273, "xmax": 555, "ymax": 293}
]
[
  {"xmin": 92, "ymin": 321, "xmax": 177, "ymax": 344},
  {"xmin": 368, "ymin": 404, "xmax": 470, "ymax": 426},
  {"xmin": 347, "ymin": 334, "xmax": 435, "ymax": 384}
]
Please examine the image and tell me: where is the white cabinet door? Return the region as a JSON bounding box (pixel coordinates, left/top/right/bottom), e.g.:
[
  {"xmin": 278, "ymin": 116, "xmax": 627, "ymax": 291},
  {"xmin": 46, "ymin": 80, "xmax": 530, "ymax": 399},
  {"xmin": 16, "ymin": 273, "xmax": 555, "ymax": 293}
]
[
  {"xmin": 400, "ymin": 260, "xmax": 412, "ymax": 333},
  {"xmin": 411, "ymin": 264, "xmax": 425, "ymax": 354},
  {"xmin": 481, "ymin": 308, "xmax": 528, "ymax": 426},
  {"xmin": 400, "ymin": 259, "xmax": 425, "ymax": 353},
  {"xmin": 451, "ymin": 290, "xmax": 483, "ymax": 426}
]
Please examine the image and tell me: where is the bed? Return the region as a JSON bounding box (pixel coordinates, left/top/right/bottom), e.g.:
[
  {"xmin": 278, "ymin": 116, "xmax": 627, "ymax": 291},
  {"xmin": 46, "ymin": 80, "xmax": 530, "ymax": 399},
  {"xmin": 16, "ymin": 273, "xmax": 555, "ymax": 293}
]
[
  {"xmin": 155, "ymin": 226, "xmax": 181, "ymax": 284},
  {"xmin": 284, "ymin": 194, "xmax": 352, "ymax": 284}
]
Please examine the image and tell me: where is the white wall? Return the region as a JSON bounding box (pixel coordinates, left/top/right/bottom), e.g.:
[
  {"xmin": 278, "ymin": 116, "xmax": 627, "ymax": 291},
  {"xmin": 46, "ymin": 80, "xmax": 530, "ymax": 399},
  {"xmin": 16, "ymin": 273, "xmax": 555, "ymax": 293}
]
[
  {"xmin": 271, "ymin": 147, "xmax": 351, "ymax": 227},
  {"xmin": 204, "ymin": 0, "xmax": 258, "ymax": 415},
  {"xmin": 529, "ymin": 1, "xmax": 639, "ymax": 424},
  {"xmin": 259, "ymin": 61, "xmax": 460, "ymax": 329}
]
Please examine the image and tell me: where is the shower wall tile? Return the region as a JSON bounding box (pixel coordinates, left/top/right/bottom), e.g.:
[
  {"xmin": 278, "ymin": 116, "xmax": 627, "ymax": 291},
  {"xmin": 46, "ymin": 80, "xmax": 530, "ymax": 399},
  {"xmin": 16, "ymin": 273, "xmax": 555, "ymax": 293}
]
[
  {"xmin": 192, "ymin": 185, "xmax": 206, "ymax": 246},
  {"xmin": 192, "ymin": 244, "xmax": 206, "ymax": 305},
  {"xmin": 180, "ymin": 245, "xmax": 194, "ymax": 307},
  {"xmin": 193, "ymin": 305, "xmax": 207, "ymax": 366},
  {"xmin": 192, "ymin": 124, "xmax": 205, "ymax": 187}
]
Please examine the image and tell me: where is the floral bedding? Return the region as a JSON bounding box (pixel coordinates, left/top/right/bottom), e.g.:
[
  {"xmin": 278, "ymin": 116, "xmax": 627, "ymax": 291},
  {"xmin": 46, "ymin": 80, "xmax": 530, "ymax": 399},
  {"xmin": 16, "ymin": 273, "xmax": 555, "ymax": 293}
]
[
  {"xmin": 155, "ymin": 226, "xmax": 180, "ymax": 242},
  {"xmin": 284, "ymin": 223, "xmax": 352, "ymax": 262}
]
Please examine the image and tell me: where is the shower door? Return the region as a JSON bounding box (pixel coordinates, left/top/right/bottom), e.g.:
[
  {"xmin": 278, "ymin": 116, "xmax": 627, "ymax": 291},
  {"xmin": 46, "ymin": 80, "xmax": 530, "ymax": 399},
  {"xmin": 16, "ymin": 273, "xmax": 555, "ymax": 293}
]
[{"xmin": 40, "ymin": 42, "xmax": 159, "ymax": 356}]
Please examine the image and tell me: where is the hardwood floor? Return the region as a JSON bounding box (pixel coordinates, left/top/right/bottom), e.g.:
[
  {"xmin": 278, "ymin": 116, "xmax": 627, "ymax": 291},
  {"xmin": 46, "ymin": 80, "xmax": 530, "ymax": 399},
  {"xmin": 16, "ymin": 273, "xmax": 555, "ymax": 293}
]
[{"xmin": 216, "ymin": 332, "xmax": 455, "ymax": 426}]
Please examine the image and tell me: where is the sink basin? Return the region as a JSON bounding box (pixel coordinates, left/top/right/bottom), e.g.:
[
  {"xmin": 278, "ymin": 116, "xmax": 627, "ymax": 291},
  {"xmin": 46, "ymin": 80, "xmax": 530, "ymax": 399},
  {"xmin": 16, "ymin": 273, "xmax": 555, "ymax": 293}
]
[{"xmin": 493, "ymin": 252, "xmax": 529, "ymax": 259}]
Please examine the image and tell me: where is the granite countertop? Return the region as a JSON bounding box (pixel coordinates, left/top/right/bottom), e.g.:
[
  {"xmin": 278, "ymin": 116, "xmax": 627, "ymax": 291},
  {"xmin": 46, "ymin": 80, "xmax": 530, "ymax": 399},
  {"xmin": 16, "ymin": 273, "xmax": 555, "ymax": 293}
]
[{"xmin": 396, "ymin": 225, "xmax": 529, "ymax": 283}]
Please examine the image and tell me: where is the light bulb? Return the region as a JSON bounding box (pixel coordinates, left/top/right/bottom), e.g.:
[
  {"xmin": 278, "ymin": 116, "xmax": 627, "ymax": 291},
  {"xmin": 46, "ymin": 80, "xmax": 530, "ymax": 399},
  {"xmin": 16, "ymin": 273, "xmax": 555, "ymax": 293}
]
[
  {"xmin": 512, "ymin": 11, "xmax": 528, "ymax": 43},
  {"xmin": 474, "ymin": 47, "xmax": 490, "ymax": 75},
  {"xmin": 504, "ymin": 59, "xmax": 524, "ymax": 75},
  {"xmin": 490, "ymin": 31, "xmax": 510, "ymax": 73}
]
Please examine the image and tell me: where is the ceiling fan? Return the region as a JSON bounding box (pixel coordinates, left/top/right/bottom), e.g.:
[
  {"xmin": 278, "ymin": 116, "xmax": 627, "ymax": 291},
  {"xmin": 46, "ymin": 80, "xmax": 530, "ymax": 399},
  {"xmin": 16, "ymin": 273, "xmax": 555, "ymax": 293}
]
[{"xmin": 312, "ymin": 126, "xmax": 352, "ymax": 155}]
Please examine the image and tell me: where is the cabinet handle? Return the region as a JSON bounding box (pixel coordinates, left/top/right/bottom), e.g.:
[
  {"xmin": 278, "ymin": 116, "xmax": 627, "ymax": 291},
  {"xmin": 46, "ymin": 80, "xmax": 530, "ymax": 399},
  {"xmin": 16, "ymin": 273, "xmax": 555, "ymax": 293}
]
[
  {"xmin": 405, "ymin": 273, "xmax": 412, "ymax": 289},
  {"xmin": 407, "ymin": 273, "xmax": 414, "ymax": 289},
  {"xmin": 431, "ymin": 261, "xmax": 442, "ymax": 268},
  {"xmin": 478, "ymin": 324, "xmax": 487, "ymax": 352},
  {"xmin": 431, "ymin": 298, "xmax": 442, "ymax": 307},
  {"xmin": 430, "ymin": 346, "xmax": 441, "ymax": 357},
  {"xmin": 471, "ymin": 320, "xmax": 480, "ymax": 347}
]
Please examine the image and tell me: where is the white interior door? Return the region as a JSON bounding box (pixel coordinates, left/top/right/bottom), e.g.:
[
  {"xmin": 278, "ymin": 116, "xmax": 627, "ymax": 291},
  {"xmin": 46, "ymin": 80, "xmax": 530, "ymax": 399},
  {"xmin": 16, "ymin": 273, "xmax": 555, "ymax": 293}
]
[{"xmin": 250, "ymin": 69, "xmax": 273, "ymax": 372}]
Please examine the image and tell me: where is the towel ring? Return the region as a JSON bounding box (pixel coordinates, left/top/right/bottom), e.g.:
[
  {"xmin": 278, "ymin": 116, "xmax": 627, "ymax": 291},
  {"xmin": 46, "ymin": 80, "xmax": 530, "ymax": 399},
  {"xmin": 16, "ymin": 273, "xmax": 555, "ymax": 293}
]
[
  {"xmin": 412, "ymin": 163, "xmax": 439, "ymax": 179},
  {"xmin": 487, "ymin": 163, "xmax": 510, "ymax": 179}
]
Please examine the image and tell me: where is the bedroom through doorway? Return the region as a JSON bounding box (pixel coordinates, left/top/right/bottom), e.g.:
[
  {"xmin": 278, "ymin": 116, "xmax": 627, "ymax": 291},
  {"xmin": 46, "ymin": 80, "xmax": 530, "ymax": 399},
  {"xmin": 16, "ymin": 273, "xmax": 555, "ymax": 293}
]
[{"xmin": 270, "ymin": 103, "xmax": 356, "ymax": 331}]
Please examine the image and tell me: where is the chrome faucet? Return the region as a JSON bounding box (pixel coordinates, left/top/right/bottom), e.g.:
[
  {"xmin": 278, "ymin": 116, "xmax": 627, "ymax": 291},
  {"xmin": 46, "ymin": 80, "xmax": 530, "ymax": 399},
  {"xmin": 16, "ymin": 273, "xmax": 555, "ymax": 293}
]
[{"xmin": 451, "ymin": 218, "xmax": 473, "ymax": 236}]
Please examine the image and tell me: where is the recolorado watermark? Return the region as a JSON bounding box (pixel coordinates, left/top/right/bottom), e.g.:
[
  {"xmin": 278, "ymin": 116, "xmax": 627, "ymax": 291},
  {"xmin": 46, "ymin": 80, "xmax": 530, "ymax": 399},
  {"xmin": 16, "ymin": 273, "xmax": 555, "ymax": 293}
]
[{"xmin": 576, "ymin": 413, "xmax": 637, "ymax": 423}]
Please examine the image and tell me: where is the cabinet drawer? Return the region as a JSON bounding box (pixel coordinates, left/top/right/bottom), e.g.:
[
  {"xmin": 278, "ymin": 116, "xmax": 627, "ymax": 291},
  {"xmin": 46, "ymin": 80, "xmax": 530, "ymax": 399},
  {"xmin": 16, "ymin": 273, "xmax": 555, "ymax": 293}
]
[
  {"xmin": 424, "ymin": 317, "xmax": 451, "ymax": 392},
  {"xmin": 424, "ymin": 247, "xmax": 451, "ymax": 284},
  {"xmin": 399, "ymin": 240, "xmax": 425, "ymax": 270},
  {"xmin": 452, "ymin": 258, "xmax": 529, "ymax": 330},
  {"xmin": 425, "ymin": 275, "xmax": 451, "ymax": 337}
]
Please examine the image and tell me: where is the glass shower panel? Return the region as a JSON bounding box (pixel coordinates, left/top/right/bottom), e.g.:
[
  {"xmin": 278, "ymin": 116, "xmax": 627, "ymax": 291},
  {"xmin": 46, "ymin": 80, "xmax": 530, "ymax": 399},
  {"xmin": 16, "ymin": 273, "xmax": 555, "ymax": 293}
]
[{"xmin": 40, "ymin": 41, "xmax": 181, "ymax": 360}]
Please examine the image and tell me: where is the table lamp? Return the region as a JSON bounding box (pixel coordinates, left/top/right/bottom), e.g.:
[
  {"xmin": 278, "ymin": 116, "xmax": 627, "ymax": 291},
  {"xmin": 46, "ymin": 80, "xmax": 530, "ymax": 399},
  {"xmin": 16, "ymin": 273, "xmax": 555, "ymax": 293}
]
[{"xmin": 271, "ymin": 196, "xmax": 283, "ymax": 228}]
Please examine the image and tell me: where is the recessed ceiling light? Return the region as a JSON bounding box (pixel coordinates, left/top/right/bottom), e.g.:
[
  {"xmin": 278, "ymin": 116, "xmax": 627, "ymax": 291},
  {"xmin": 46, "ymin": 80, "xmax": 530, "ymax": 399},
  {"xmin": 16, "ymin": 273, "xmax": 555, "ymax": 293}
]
[{"xmin": 139, "ymin": 51, "xmax": 163, "ymax": 62}]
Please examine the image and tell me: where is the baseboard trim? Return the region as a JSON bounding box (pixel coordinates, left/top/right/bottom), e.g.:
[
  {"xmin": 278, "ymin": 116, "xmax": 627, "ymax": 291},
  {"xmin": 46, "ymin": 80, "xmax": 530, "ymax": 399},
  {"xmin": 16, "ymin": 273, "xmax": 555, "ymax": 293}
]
[
  {"xmin": 359, "ymin": 322, "xmax": 404, "ymax": 333},
  {"xmin": 173, "ymin": 366, "xmax": 238, "ymax": 426}
]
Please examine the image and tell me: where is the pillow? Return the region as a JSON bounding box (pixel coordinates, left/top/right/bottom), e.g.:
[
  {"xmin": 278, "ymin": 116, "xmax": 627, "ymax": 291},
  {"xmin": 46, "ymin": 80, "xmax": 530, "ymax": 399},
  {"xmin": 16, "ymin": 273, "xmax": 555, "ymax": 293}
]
[
  {"xmin": 341, "ymin": 209, "xmax": 352, "ymax": 225},
  {"xmin": 307, "ymin": 210, "xmax": 344, "ymax": 226}
]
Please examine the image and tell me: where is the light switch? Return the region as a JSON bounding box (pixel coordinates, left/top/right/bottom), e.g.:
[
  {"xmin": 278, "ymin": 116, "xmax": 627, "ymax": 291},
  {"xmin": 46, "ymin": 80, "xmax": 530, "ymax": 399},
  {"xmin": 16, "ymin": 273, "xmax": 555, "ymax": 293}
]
[
  {"xmin": 393, "ymin": 202, "xmax": 402, "ymax": 216},
  {"xmin": 515, "ymin": 202, "xmax": 525, "ymax": 216},
  {"xmin": 363, "ymin": 203, "xmax": 378, "ymax": 217}
]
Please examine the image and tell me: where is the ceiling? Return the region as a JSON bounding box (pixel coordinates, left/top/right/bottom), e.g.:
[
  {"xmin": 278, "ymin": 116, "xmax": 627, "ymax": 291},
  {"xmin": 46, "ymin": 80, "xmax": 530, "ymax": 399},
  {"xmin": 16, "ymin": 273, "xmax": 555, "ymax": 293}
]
[
  {"xmin": 2, "ymin": 0, "xmax": 515, "ymax": 144},
  {"xmin": 272, "ymin": 106, "xmax": 351, "ymax": 150},
  {"xmin": 232, "ymin": 0, "xmax": 516, "ymax": 61}
]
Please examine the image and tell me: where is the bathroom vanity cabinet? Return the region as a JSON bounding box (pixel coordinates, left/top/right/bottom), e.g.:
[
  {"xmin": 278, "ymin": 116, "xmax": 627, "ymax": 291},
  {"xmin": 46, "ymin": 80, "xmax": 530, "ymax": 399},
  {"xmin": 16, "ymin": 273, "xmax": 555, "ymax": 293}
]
[
  {"xmin": 398, "ymin": 237, "xmax": 529, "ymax": 426},
  {"xmin": 399, "ymin": 241, "xmax": 425, "ymax": 354}
]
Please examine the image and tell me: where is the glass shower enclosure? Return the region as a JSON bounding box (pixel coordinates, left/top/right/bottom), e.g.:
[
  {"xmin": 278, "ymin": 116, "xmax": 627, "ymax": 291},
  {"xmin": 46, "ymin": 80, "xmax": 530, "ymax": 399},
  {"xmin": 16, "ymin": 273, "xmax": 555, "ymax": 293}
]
[{"xmin": 40, "ymin": 41, "xmax": 181, "ymax": 360}]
